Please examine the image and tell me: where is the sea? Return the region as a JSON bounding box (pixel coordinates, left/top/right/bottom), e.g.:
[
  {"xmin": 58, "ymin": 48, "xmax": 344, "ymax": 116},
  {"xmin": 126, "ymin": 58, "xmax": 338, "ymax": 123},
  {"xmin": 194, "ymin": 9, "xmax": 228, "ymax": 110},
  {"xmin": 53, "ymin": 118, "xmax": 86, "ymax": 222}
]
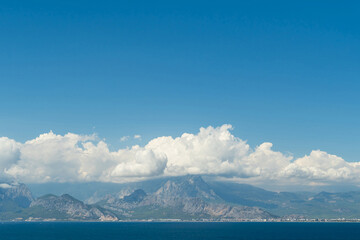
[{"xmin": 0, "ymin": 222, "xmax": 360, "ymax": 240}]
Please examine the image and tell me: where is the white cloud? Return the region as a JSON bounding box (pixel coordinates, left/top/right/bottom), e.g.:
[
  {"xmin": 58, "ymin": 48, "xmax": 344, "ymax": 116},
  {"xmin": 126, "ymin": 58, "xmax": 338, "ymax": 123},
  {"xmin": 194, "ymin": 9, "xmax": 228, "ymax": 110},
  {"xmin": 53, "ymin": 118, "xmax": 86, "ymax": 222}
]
[
  {"xmin": 0, "ymin": 125, "xmax": 358, "ymax": 186},
  {"xmin": 134, "ymin": 135, "xmax": 141, "ymax": 140},
  {"xmin": 0, "ymin": 137, "xmax": 21, "ymax": 174},
  {"xmin": 2, "ymin": 131, "xmax": 166, "ymax": 183},
  {"xmin": 281, "ymin": 150, "xmax": 360, "ymax": 182},
  {"xmin": 120, "ymin": 136, "xmax": 129, "ymax": 142},
  {"xmin": 146, "ymin": 125, "xmax": 251, "ymax": 176}
]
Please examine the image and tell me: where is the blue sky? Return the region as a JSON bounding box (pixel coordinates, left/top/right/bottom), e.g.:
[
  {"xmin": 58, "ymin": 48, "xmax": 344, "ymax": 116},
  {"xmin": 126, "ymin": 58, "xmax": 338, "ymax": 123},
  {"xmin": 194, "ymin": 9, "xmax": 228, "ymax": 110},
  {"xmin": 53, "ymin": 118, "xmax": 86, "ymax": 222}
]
[{"xmin": 1, "ymin": 0, "xmax": 360, "ymax": 163}]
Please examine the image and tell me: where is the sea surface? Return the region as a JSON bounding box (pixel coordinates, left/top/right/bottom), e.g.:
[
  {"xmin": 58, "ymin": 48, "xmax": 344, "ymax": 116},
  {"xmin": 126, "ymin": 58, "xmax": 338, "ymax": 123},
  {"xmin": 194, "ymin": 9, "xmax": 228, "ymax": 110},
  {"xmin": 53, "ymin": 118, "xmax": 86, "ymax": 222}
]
[{"xmin": 0, "ymin": 222, "xmax": 360, "ymax": 240}]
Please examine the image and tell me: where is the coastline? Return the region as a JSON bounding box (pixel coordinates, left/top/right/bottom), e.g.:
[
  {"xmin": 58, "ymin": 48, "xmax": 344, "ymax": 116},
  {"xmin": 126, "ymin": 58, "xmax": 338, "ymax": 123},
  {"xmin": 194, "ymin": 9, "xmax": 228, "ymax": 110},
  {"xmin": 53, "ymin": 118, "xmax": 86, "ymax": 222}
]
[{"xmin": 3, "ymin": 218, "xmax": 360, "ymax": 223}]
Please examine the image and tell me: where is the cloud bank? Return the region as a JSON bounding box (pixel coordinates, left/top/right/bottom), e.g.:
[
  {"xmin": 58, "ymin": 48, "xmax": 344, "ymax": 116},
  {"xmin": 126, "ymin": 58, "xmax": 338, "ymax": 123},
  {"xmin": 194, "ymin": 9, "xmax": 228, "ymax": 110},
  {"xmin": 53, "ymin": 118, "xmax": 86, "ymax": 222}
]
[{"xmin": 0, "ymin": 125, "xmax": 359, "ymax": 186}]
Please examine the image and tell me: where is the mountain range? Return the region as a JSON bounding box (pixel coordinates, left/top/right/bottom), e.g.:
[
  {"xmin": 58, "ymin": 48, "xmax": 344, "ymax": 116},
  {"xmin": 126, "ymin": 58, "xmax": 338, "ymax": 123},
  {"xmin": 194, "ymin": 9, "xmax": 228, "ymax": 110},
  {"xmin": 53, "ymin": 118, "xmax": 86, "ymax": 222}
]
[{"xmin": 2, "ymin": 176, "xmax": 360, "ymax": 221}]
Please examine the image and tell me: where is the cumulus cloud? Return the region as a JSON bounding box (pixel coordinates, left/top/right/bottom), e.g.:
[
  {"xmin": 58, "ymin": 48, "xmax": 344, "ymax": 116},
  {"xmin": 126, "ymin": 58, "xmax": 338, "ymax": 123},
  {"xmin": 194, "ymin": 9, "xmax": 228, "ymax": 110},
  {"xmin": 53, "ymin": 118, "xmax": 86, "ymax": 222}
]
[
  {"xmin": 0, "ymin": 124, "xmax": 358, "ymax": 186},
  {"xmin": 281, "ymin": 150, "xmax": 360, "ymax": 182},
  {"xmin": 146, "ymin": 125, "xmax": 251, "ymax": 176},
  {"xmin": 2, "ymin": 131, "xmax": 166, "ymax": 183},
  {"xmin": 0, "ymin": 137, "xmax": 21, "ymax": 176}
]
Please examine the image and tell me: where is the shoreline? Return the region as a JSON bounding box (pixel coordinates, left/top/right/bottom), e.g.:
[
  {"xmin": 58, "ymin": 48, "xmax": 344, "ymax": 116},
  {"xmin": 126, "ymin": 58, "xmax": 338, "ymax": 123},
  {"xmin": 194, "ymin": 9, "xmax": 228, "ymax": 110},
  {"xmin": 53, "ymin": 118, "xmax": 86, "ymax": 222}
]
[{"xmin": 2, "ymin": 219, "xmax": 360, "ymax": 223}]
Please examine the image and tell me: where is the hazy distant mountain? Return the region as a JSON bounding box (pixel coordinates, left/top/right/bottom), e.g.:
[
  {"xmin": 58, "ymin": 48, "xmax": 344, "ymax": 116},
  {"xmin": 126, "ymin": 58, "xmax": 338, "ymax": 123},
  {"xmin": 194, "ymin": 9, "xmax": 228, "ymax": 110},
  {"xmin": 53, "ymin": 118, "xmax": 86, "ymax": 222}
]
[
  {"xmin": 0, "ymin": 183, "xmax": 34, "ymax": 217},
  {"xmin": 207, "ymin": 181, "xmax": 360, "ymax": 219},
  {"xmin": 27, "ymin": 178, "xmax": 171, "ymax": 203},
  {"xmin": 4, "ymin": 176, "xmax": 360, "ymax": 221}
]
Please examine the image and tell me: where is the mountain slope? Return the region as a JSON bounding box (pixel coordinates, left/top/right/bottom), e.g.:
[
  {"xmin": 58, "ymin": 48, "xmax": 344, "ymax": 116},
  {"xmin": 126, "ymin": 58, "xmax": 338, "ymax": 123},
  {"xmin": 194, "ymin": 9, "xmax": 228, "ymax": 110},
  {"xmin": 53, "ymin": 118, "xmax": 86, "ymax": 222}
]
[
  {"xmin": 98, "ymin": 176, "xmax": 276, "ymax": 220},
  {"xmin": 29, "ymin": 194, "xmax": 118, "ymax": 221},
  {"xmin": 207, "ymin": 181, "xmax": 360, "ymax": 219}
]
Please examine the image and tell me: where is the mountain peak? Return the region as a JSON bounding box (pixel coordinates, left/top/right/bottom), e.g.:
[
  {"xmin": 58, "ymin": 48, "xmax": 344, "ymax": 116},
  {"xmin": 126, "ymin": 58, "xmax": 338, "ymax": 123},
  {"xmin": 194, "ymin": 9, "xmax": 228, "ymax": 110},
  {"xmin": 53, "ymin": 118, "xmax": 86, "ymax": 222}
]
[
  {"xmin": 155, "ymin": 175, "xmax": 219, "ymax": 201},
  {"xmin": 123, "ymin": 189, "xmax": 147, "ymax": 203},
  {"xmin": 0, "ymin": 182, "xmax": 34, "ymax": 208},
  {"xmin": 183, "ymin": 175, "xmax": 206, "ymax": 185}
]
